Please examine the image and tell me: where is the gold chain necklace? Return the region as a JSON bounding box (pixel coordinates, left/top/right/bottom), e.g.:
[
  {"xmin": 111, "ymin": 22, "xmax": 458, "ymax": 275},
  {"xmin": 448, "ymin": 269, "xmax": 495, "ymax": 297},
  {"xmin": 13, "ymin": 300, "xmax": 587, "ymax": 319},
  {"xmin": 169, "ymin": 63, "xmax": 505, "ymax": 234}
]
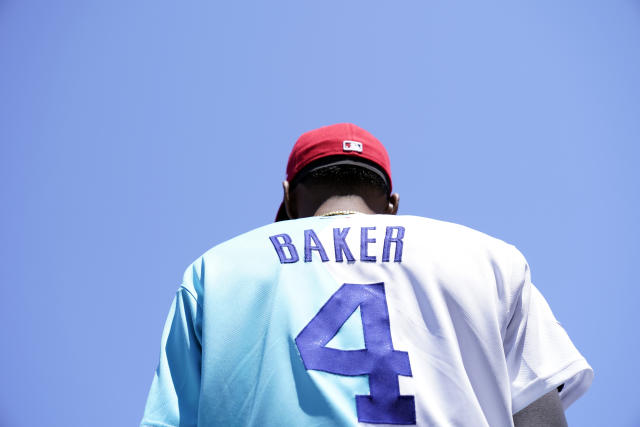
[{"xmin": 316, "ymin": 210, "xmax": 363, "ymax": 217}]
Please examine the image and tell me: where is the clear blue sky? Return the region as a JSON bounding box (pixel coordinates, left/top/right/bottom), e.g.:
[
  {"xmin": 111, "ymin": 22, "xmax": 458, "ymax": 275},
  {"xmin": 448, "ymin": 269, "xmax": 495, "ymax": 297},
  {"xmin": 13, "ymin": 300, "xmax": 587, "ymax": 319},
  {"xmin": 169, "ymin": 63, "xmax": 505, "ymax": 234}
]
[{"xmin": 1, "ymin": 1, "xmax": 638, "ymax": 426}]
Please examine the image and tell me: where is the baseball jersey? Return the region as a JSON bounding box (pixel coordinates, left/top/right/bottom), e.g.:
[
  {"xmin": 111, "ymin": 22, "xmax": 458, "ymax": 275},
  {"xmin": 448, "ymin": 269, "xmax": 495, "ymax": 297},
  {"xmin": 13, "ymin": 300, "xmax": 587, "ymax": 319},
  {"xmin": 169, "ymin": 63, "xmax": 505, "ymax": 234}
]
[{"xmin": 140, "ymin": 214, "xmax": 592, "ymax": 427}]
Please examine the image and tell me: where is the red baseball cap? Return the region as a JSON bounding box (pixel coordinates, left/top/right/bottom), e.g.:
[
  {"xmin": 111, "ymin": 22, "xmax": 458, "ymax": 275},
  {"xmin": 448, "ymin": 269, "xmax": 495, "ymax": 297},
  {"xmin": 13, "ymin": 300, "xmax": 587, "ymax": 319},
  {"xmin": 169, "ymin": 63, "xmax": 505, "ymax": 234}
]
[{"xmin": 275, "ymin": 123, "xmax": 392, "ymax": 221}]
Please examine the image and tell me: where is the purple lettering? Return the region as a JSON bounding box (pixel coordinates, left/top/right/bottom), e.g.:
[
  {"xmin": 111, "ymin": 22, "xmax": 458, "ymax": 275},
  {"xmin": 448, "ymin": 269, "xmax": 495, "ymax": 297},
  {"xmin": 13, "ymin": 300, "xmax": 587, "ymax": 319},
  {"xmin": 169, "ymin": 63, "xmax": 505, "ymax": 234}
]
[{"xmin": 269, "ymin": 234, "xmax": 299, "ymax": 264}]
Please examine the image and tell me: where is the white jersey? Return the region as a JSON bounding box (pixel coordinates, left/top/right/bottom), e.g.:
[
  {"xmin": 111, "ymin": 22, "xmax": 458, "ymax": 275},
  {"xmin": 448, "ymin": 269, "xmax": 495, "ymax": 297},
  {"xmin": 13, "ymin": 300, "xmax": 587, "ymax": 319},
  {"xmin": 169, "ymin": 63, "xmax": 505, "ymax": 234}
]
[{"xmin": 141, "ymin": 214, "xmax": 592, "ymax": 426}]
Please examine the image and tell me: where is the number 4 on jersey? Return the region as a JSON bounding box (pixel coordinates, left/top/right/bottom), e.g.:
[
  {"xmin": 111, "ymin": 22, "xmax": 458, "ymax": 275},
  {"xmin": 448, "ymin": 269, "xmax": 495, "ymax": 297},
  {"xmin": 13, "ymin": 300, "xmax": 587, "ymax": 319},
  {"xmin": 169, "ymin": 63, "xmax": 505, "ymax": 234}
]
[{"xmin": 295, "ymin": 282, "xmax": 416, "ymax": 424}]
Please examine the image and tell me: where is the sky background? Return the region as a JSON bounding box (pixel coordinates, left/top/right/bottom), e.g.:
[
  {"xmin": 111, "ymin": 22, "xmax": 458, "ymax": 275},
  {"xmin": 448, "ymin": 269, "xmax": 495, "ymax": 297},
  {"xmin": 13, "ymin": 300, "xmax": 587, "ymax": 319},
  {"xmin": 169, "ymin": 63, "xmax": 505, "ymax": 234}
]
[{"xmin": 1, "ymin": 1, "xmax": 639, "ymax": 426}]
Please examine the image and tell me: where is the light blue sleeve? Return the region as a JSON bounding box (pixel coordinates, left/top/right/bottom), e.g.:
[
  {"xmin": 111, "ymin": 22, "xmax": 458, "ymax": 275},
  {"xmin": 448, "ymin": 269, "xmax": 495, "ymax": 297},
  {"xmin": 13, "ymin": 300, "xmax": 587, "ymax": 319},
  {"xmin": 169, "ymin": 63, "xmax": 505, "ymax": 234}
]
[{"xmin": 140, "ymin": 285, "xmax": 203, "ymax": 427}]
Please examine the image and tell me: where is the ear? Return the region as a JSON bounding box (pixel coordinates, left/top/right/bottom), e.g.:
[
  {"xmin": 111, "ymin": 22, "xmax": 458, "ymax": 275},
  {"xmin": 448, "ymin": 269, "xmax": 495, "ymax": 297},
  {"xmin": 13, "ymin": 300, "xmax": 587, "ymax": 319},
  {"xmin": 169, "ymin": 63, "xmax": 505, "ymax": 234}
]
[
  {"xmin": 386, "ymin": 193, "xmax": 400, "ymax": 215},
  {"xmin": 282, "ymin": 180, "xmax": 296, "ymax": 219}
]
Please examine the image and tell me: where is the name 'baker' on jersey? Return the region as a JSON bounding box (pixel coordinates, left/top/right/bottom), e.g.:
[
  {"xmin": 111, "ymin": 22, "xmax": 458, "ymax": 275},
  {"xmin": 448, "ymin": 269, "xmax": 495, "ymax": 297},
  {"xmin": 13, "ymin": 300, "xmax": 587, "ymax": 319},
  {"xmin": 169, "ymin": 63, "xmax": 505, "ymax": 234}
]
[
  {"xmin": 269, "ymin": 225, "xmax": 405, "ymax": 264},
  {"xmin": 140, "ymin": 123, "xmax": 593, "ymax": 427}
]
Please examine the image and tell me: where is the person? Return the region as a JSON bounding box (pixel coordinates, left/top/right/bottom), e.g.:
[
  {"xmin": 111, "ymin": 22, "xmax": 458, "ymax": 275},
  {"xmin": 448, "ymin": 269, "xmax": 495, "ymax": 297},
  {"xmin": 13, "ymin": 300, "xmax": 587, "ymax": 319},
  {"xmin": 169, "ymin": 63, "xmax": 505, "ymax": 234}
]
[{"xmin": 140, "ymin": 123, "xmax": 593, "ymax": 426}]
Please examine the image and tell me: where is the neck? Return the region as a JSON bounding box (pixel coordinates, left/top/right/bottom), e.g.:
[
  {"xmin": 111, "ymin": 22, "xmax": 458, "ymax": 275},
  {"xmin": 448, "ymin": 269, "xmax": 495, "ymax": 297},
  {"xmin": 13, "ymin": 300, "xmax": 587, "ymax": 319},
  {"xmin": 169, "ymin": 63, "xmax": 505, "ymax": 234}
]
[{"xmin": 312, "ymin": 195, "xmax": 376, "ymax": 217}]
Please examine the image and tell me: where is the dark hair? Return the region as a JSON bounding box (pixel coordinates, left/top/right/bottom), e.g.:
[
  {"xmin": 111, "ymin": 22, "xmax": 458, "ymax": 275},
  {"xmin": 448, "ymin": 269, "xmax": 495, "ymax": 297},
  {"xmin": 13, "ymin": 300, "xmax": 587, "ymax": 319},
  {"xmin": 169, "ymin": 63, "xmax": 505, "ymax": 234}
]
[{"xmin": 292, "ymin": 161, "xmax": 389, "ymax": 197}]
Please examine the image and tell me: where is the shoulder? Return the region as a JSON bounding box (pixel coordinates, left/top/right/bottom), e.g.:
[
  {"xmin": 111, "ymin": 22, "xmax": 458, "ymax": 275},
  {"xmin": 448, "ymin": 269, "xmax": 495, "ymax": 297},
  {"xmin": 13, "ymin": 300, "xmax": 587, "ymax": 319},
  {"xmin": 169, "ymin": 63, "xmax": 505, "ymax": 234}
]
[
  {"xmin": 178, "ymin": 218, "xmax": 323, "ymax": 296},
  {"xmin": 391, "ymin": 215, "xmax": 530, "ymax": 294},
  {"xmin": 395, "ymin": 215, "xmax": 525, "ymax": 258}
]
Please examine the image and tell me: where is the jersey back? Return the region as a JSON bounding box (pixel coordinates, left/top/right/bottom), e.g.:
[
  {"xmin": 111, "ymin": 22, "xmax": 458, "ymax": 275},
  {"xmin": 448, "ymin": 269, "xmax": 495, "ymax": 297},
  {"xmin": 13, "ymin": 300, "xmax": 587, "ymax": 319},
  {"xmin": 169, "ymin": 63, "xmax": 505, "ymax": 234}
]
[{"xmin": 141, "ymin": 214, "xmax": 592, "ymax": 427}]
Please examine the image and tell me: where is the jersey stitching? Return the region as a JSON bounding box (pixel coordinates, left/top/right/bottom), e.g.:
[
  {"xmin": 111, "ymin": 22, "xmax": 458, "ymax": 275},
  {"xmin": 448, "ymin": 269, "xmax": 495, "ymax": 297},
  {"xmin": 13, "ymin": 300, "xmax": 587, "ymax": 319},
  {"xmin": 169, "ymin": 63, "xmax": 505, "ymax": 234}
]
[{"xmin": 516, "ymin": 358, "xmax": 587, "ymax": 394}]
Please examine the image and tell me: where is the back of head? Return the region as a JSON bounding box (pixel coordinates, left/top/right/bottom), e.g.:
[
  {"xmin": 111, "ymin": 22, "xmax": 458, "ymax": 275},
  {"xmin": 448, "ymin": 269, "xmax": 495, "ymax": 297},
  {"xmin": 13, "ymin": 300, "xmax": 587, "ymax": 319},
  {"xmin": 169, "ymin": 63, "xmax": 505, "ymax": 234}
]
[
  {"xmin": 276, "ymin": 123, "xmax": 396, "ymax": 221},
  {"xmin": 292, "ymin": 158, "xmax": 390, "ymax": 199}
]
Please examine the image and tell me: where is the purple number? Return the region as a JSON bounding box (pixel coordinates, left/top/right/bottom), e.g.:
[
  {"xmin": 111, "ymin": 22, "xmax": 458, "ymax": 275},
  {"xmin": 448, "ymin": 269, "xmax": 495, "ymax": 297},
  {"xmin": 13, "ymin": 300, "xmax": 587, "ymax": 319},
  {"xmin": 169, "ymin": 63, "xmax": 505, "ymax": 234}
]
[{"xmin": 295, "ymin": 283, "xmax": 416, "ymax": 424}]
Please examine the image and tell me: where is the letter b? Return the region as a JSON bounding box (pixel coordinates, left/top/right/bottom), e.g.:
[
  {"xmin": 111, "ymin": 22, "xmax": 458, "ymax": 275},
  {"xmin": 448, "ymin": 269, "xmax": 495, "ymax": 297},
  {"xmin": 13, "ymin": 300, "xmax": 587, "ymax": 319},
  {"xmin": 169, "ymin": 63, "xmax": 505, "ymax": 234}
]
[{"xmin": 269, "ymin": 234, "xmax": 299, "ymax": 264}]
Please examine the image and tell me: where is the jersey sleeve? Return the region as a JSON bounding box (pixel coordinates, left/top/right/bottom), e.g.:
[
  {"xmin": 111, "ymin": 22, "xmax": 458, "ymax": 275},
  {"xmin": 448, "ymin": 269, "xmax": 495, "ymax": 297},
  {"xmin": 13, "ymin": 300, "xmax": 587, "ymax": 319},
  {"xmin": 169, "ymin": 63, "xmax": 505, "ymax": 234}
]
[
  {"xmin": 503, "ymin": 248, "xmax": 593, "ymax": 414},
  {"xmin": 140, "ymin": 285, "xmax": 203, "ymax": 427}
]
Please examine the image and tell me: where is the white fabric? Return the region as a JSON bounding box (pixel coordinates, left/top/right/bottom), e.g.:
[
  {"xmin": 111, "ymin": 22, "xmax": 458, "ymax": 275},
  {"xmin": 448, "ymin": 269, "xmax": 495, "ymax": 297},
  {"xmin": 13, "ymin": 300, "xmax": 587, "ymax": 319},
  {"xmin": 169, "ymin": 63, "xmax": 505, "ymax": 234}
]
[{"xmin": 317, "ymin": 215, "xmax": 593, "ymax": 426}]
